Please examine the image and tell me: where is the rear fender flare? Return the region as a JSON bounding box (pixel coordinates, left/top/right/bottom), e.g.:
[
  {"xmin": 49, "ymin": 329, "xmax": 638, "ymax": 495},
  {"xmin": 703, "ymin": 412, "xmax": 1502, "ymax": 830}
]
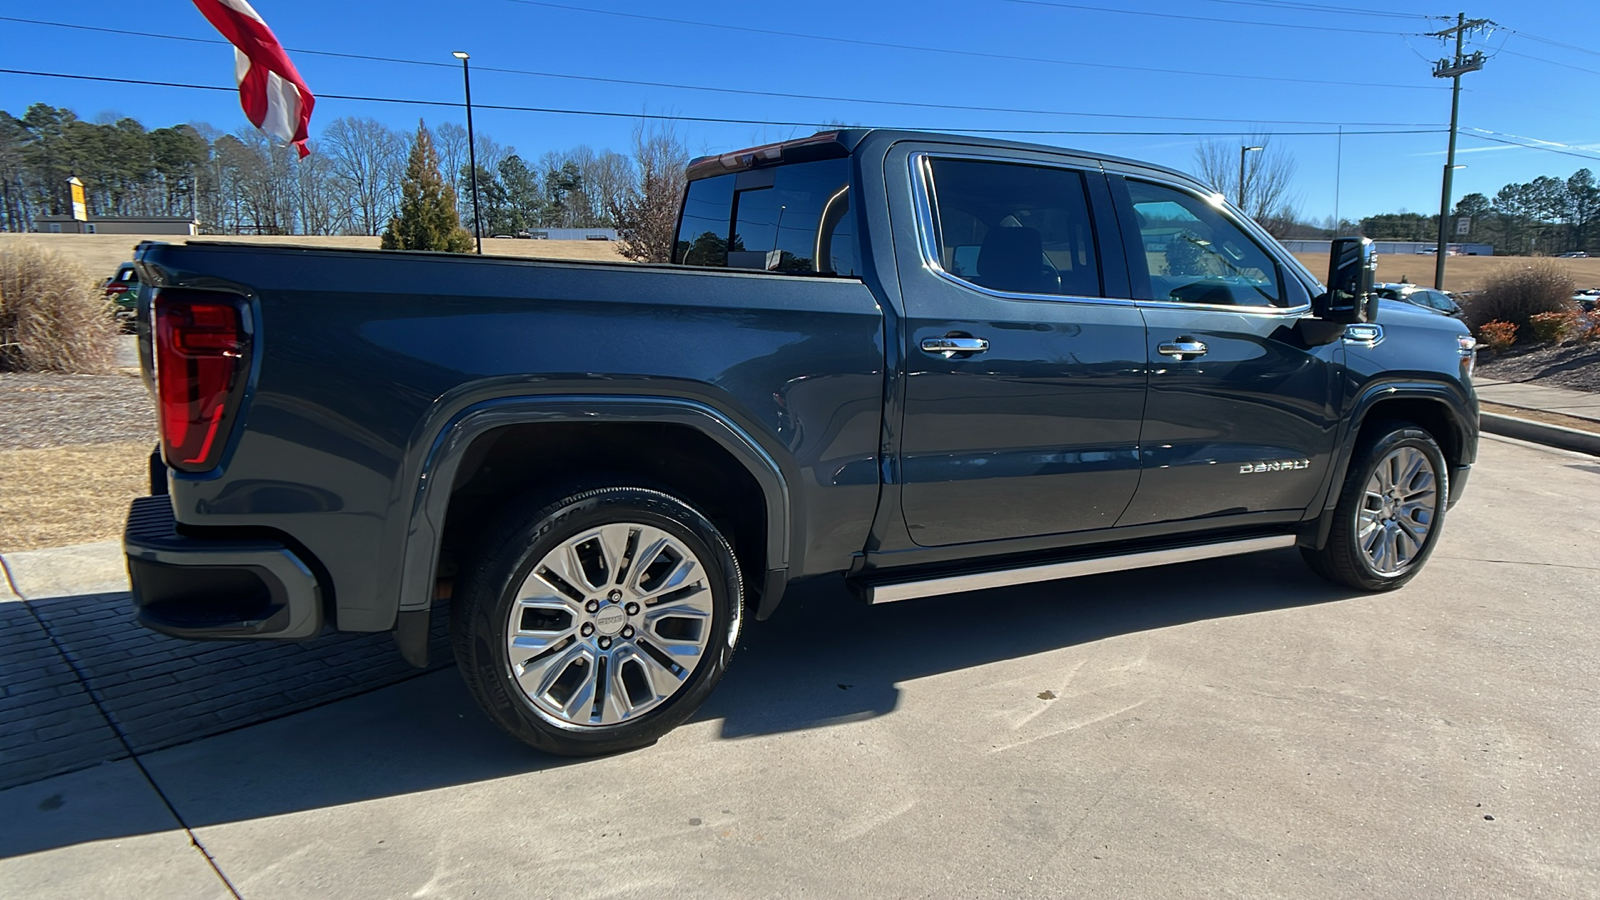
[{"xmin": 396, "ymin": 395, "xmax": 792, "ymax": 618}]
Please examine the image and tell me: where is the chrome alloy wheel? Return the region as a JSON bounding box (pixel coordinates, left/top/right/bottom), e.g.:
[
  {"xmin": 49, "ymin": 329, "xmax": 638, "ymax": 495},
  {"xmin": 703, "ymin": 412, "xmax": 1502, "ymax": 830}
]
[
  {"xmin": 505, "ymin": 522, "xmax": 714, "ymax": 727},
  {"xmin": 1358, "ymin": 446, "xmax": 1438, "ymax": 575}
]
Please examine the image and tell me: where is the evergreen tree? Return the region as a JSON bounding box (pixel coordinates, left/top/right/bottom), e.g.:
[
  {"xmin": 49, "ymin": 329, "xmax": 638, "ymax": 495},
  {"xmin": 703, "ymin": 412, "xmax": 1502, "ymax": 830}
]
[
  {"xmin": 498, "ymin": 154, "xmax": 539, "ymax": 233},
  {"xmin": 381, "ymin": 121, "xmax": 473, "ymax": 252}
]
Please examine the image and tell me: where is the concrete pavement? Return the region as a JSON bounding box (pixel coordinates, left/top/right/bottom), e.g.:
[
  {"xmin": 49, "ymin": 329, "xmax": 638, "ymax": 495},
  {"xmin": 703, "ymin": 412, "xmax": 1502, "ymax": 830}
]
[
  {"xmin": 2, "ymin": 434, "xmax": 1597, "ymax": 898},
  {"xmin": 1476, "ymin": 379, "xmax": 1600, "ymax": 423}
]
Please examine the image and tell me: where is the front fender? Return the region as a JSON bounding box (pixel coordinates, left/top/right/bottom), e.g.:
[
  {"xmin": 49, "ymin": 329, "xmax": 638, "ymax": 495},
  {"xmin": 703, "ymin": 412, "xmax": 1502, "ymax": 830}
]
[{"xmin": 1303, "ymin": 378, "xmax": 1479, "ymax": 548}]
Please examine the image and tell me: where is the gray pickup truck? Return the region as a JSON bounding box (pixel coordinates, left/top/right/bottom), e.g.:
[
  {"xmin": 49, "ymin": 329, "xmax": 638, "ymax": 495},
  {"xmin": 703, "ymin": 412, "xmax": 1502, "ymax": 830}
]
[{"xmin": 127, "ymin": 129, "xmax": 1478, "ymax": 755}]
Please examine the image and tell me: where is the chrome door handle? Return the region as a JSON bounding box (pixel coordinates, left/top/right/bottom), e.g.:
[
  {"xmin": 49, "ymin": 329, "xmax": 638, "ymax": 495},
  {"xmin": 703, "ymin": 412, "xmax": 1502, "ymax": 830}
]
[
  {"xmin": 1157, "ymin": 339, "xmax": 1207, "ymax": 359},
  {"xmin": 921, "ymin": 336, "xmax": 990, "ymax": 358}
]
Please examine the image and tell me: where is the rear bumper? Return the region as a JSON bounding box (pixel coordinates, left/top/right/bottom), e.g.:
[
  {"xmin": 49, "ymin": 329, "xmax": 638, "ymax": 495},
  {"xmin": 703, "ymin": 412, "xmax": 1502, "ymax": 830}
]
[{"xmin": 124, "ymin": 496, "xmax": 324, "ymax": 641}]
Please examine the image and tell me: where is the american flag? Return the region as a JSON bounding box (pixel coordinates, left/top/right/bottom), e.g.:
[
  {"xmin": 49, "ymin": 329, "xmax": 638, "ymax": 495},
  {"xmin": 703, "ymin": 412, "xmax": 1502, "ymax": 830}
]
[{"xmin": 191, "ymin": 0, "xmax": 316, "ymax": 157}]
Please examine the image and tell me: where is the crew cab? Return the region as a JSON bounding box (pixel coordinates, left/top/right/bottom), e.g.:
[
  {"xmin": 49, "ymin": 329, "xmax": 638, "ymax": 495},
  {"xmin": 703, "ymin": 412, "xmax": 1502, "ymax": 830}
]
[{"xmin": 126, "ymin": 130, "xmax": 1478, "ymax": 755}]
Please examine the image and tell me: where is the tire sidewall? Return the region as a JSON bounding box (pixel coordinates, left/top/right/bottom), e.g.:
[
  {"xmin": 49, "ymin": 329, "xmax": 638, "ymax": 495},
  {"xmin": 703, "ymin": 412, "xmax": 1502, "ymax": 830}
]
[
  {"xmin": 466, "ymin": 487, "xmax": 741, "ymax": 755},
  {"xmin": 1344, "ymin": 428, "xmax": 1449, "ymax": 585}
]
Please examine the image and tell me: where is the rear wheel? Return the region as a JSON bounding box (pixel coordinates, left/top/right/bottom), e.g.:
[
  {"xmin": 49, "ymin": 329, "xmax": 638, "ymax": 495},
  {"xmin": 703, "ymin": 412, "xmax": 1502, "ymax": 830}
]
[
  {"xmin": 1302, "ymin": 424, "xmax": 1447, "ymax": 591},
  {"xmin": 451, "ymin": 486, "xmax": 742, "ymax": 756}
]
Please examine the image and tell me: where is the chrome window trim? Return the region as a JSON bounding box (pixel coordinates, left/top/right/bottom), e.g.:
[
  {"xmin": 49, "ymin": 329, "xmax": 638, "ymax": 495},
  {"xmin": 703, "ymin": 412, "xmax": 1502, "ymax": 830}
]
[
  {"xmin": 907, "ymin": 151, "xmax": 1311, "ymax": 318},
  {"xmin": 1118, "ymin": 176, "xmax": 1312, "ymax": 317},
  {"xmin": 907, "ymin": 150, "xmax": 1132, "ymax": 310}
]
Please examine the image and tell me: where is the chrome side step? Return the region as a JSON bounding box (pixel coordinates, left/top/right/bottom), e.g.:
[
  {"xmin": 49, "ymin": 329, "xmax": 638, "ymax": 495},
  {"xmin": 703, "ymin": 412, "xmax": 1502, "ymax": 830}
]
[{"xmin": 863, "ymin": 535, "xmax": 1297, "ymax": 605}]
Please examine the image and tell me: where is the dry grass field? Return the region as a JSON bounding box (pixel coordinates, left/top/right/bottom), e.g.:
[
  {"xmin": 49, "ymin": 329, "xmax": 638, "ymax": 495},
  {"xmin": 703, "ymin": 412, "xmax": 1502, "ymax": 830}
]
[
  {"xmin": 0, "ymin": 232, "xmax": 627, "ymax": 279},
  {"xmin": 1291, "ymin": 252, "xmax": 1600, "ymax": 294},
  {"xmin": 0, "ymin": 441, "xmax": 151, "ymax": 552},
  {"xmin": 7, "ymin": 233, "xmax": 1598, "ymax": 296}
]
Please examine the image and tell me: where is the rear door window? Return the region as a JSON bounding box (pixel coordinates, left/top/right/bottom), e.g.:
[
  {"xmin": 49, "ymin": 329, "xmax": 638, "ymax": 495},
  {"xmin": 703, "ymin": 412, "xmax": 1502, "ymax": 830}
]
[
  {"xmin": 675, "ymin": 158, "xmax": 857, "ymax": 275},
  {"xmin": 924, "ymin": 158, "xmax": 1102, "ymax": 298}
]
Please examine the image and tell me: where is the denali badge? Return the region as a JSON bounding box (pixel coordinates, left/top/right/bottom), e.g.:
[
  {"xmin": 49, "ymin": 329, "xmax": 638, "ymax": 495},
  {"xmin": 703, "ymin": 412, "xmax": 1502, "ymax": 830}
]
[{"xmin": 1240, "ymin": 459, "xmax": 1310, "ymax": 474}]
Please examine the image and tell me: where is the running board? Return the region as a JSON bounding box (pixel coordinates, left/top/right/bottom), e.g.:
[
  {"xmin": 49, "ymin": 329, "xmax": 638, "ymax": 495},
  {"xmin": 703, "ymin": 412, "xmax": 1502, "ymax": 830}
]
[{"xmin": 863, "ymin": 535, "xmax": 1298, "ymax": 605}]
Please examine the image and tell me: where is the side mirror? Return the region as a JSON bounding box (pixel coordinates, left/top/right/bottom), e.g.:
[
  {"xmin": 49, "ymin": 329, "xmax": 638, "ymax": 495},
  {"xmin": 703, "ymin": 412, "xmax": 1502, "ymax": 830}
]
[{"xmin": 1315, "ymin": 236, "xmax": 1377, "ymax": 324}]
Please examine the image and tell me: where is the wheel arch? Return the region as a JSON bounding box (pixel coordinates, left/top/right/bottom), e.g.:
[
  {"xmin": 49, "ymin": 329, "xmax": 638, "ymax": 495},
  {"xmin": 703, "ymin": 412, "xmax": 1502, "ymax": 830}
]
[
  {"xmin": 1303, "ymin": 380, "xmax": 1477, "ymax": 550},
  {"xmin": 394, "ymin": 396, "xmax": 793, "ymax": 665}
]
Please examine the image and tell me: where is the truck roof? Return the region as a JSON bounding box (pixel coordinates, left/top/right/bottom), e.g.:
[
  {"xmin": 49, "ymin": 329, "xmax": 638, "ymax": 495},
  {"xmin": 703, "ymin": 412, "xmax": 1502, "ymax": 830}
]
[{"xmin": 686, "ymin": 128, "xmax": 1204, "ymax": 190}]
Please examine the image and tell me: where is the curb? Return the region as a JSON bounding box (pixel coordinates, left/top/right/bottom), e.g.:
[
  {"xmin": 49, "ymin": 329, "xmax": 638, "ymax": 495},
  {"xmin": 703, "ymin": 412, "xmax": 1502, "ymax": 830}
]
[{"xmin": 1480, "ymin": 411, "xmax": 1600, "ymax": 457}]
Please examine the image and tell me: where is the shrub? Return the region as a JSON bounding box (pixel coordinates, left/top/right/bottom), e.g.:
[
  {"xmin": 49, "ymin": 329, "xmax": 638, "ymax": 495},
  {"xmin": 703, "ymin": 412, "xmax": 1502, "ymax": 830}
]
[
  {"xmin": 1477, "ymin": 320, "xmax": 1517, "ymax": 353},
  {"xmin": 1459, "ymin": 259, "xmax": 1577, "ymax": 332},
  {"xmin": 0, "ymin": 242, "xmax": 116, "ymax": 374},
  {"xmin": 1527, "ymin": 310, "xmax": 1583, "ymax": 344}
]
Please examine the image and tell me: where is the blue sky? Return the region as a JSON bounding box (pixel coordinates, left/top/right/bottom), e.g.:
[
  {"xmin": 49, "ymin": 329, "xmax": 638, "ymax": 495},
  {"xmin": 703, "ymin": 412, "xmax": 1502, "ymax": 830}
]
[{"xmin": 3, "ymin": 0, "xmax": 1597, "ymax": 222}]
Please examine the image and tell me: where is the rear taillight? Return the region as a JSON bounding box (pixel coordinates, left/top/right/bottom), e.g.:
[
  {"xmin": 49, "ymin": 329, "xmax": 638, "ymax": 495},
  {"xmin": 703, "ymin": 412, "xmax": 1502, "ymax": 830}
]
[
  {"xmin": 153, "ymin": 291, "xmax": 251, "ymax": 473},
  {"xmin": 105, "ymin": 283, "xmax": 128, "ymax": 294}
]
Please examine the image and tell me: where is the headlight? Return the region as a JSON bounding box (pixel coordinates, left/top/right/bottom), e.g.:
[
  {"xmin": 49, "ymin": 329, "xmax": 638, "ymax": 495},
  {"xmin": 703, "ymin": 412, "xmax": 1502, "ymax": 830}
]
[{"xmin": 1458, "ymin": 334, "xmax": 1477, "ymax": 380}]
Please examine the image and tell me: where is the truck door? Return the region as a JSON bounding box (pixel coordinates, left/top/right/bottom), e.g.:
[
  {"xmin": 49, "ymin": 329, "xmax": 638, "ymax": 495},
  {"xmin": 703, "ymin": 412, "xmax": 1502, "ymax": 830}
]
[
  {"xmin": 1107, "ymin": 174, "xmax": 1342, "ymax": 525},
  {"xmin": 889, "ymin": 148, "xmax": 1148, "ymax": 547}
]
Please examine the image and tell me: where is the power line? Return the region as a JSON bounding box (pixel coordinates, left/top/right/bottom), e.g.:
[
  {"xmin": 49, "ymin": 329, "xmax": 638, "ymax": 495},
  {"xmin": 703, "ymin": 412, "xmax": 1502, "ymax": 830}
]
[
  {"xmin": 1193, "ymin": 0, "xmax": 1446, "ymax": 21},
  {"xmin": 502, "ymin": 0, "xmax": 1446, "ymax": 91},
  {"xmin": 0, "ymin": 16, "xmax": 1447, "ymax": 128},
  {"xmin": 1463, "ymin": 128, "xmax": 1600, "ymax": 162},
  {"xmin": 1460, "ymin": 132, "xmax": 1600, "ymax": 163},
  {"xmin": 1506, "ymin": 28, "xmax": 1600, "ymax": 61},
  {"xmin": 0, "ymin": 67, "xmax": 1447, "ymax": 138},
  {"xmin": 1496, "ymin": 47, "xmax": 1600, "ymax": 79},
  {"xmin": 1002, "ymin": 0, "xmax": 1423, "ymax": 36}
]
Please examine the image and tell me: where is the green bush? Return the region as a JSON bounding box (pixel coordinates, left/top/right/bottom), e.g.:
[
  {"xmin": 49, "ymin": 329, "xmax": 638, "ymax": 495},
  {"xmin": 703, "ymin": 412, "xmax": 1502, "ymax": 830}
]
[
  {"xmin": 0, "ymin": 242, "xmax": 116, "ymax": 374},
  {"xmin": 1460, "ymin": 259, "xmax": 1577, "ymax": 332}
]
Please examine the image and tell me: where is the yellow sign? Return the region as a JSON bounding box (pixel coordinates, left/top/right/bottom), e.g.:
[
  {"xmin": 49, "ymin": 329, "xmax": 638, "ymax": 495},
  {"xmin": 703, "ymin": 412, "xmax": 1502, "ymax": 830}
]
[{"xmin": 68, "ymin": 177, "xmax": 87, "ymax": 222}]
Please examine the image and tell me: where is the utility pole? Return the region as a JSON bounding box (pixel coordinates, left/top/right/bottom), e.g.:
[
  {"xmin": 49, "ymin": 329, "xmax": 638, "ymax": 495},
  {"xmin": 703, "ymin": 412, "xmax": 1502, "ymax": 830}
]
[{"xmin": 1431, "ymin": 13, "xmax": 1493, "ymax": 290}]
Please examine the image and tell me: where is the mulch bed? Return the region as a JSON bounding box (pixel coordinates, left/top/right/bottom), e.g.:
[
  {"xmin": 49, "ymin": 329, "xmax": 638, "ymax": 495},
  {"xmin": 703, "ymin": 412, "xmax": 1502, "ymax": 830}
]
[
  {"xmin": 1476, "ymin": 342, "xmax": 1600, "ymax": 393},
  {"xmin": 0, "ymin": 372, "xmax": 156, "ymax": 451}
]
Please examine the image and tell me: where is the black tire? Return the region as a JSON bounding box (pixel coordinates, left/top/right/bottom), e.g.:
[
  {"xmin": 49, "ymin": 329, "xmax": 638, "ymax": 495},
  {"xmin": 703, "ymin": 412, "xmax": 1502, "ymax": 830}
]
[
  {"xmin": 451, "ymin": 485, "xmax": 742, "ymax": 756},
  {"xmin": 1302, "ymin": 423, "xmax": 1449, "ymax": 591}
]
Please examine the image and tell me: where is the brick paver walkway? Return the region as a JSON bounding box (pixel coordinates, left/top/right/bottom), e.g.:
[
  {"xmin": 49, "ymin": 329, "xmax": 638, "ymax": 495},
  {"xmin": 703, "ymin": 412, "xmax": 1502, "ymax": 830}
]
[{"xmin": 0, "ymin": 578, "xmax": 450, "ymax": 791}]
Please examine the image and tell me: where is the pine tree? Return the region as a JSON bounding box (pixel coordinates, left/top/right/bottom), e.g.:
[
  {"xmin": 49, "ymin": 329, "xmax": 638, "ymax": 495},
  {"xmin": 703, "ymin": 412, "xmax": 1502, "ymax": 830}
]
[{"xmin": 381, "ymin": 121, "xmax": 474, "ymax": 252}]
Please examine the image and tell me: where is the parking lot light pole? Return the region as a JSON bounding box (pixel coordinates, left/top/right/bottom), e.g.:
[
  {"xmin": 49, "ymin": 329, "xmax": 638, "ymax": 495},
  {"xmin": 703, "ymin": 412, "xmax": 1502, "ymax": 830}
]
[
  {"xmin": 453, "ymin": 51, "xmax": 482, "ymax": 255},
  {"xmin": 1239, "ymin": 146, "xmax": 1263, "ymax": 211}
]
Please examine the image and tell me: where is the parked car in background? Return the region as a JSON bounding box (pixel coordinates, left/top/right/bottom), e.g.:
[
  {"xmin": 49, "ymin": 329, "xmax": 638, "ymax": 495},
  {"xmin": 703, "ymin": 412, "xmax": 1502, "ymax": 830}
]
[
  {"xmin": 103, "ymin": 262, "xmax": 140, "ymax": 331},
  {"xmin": 1373, "ymin": 283, "xmax": 1462, "ymax": 317},
  {"xmin": 1574, "ymin": 288, "xmax": 1600, "ymax": 311},
  {"xmin": 1558, "ymin": 251, "xmax": 1590, "ymax": 258}
]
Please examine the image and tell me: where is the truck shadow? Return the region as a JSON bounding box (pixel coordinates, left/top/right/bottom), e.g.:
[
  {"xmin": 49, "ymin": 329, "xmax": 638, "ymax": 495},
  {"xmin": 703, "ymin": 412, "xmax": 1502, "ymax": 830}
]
[
  {"xmin": 699, "ymin": 547, "xmax": 1352, "ymax": 738},
  {"xmin": 1, "ymin": 549, "xmax": 1362, "ymax": 857}
]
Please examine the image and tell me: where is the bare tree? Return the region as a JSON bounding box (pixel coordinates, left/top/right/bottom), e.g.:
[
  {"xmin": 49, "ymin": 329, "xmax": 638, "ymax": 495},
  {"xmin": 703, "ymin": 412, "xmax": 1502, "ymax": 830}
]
[
  {"xmin": 610, "ymin": 120, "xmax": 689, "ymax": 262},
  {"xmin": 433, "ymin": 121, "xmax": 468, "ymax": 197},
  {"xmin": 1192, "ymin": 132, "xmax": 1299, "ymax": 236},
  {"xmin": 323, "ymin": 117, "xmax": 404, "ymax": 235},
  {"xmin": 292, "ymin": 142, "xmax": 345, "ymax": 235},
  {"xmin": 586, "ymin": 150, "xmax": 635, "ymax": 228}
]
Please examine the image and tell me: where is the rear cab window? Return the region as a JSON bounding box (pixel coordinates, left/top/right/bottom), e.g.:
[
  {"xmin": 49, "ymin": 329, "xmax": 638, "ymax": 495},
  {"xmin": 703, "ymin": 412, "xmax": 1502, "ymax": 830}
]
[{"xmin": 675, "ymin": 152, "xmax": 858, "ymax": 276}]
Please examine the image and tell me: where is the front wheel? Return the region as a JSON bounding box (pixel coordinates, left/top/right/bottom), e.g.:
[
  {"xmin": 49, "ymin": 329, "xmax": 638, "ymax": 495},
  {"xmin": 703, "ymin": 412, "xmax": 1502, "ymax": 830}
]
[
  {"xmin": 1302, "ymin": 424, "xmax": 1448, "ymax": 592},
  {"xmin": 451, "ymin": 486, "xmax": 742, "ymax": 756}
]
